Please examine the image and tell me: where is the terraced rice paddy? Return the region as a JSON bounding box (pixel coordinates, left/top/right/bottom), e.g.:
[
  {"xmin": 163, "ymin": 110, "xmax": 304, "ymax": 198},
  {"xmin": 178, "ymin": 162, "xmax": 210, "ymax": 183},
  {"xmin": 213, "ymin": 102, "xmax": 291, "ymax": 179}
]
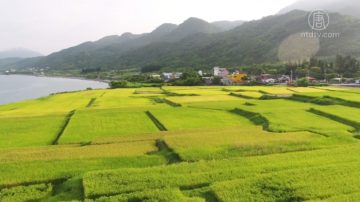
[
  {"xmin": 297, "ymin": 90, "xmax": 360, "ymax": 103},
  {"xmin": 0, "ymin": 115, "xmax": 67, "ymax": 148},
  {"xmin": 0, "ymin": 86, "xmax": 360, "ymax": 201},
  {"xmin": 60, "ymin": 108, "xmax": 160, "ymax": 143}
]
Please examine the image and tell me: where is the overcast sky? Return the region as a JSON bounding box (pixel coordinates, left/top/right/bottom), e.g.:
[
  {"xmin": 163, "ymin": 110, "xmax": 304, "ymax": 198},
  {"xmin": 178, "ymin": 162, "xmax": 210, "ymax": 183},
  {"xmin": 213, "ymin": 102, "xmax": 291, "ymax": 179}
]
[{"xmin": 0, "ymin": 0, "xmax": 297, "ymax": 55}]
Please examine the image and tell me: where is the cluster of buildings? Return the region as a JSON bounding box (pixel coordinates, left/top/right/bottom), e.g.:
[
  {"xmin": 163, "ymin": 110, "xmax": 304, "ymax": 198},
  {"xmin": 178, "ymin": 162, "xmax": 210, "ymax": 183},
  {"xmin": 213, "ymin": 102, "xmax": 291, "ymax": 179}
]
[
  {"xmin": 150, "ymin": 72, "xmax": 183, "ymax": 82},
  {"xmin": 212, "ymin": 67, "xmax": 248, "ymax": 85},
  {"xmin": 211, "ymin": 67, "xmax": 293, "ymax": 85},
  {"xmin": 153, "ymin": 67, "xmax": 316, "ymax": 86},
  {"xmin": 211, "ymin": 67, "xmax": 294, "ymax": 85},
  {"xmin": 154, "ymin": 67, "xmax": 249, "ymax": 85}
]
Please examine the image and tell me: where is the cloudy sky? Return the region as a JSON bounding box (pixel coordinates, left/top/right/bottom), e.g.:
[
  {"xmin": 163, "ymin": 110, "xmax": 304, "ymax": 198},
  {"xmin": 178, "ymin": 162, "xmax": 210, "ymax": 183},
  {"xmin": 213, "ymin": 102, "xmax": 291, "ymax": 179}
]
[{"xmin": 0, "ymin": 0, "xmax": 297, "ymax": 55}]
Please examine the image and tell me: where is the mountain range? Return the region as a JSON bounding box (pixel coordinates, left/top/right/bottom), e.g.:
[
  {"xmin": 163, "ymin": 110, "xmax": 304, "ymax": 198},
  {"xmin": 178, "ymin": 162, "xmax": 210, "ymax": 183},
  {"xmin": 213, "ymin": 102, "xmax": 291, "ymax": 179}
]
[
  {"xmin": 0, "ymin": 48, "xmax": 42, "ymax": 59},
  {"xmin": 2, "ymin": 0, "xmax": 360, "ymax": 72},
  {"xmin": 279, "ymin": 0, "xmax": 360, "ymax": 18}
]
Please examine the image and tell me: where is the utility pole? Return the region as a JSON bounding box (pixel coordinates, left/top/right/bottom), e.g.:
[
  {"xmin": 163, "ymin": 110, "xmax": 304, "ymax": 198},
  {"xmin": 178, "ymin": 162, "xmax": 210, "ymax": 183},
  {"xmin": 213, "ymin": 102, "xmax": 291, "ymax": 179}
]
[{"xmin": 307, "ymin": 68, "xmax": 310, "ymax": 81}]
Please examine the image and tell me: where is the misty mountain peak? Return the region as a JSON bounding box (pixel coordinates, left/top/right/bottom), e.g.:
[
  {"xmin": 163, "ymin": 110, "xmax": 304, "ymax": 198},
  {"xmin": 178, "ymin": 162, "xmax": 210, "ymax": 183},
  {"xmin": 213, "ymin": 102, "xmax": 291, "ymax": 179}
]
[
  {"xmin": 279, "ymin": 0, "xmax": 360, "ymax": 18},
  {"xmin": 120, "ymin": 32, "xmax": 139, "ymax": 39},
  {"xmin": 212, "ymin": 20, "xmax": 244, "ymax": 31},
  {"xmin": 181, "ymin": 17, "xmax": 210, "ymax": 26},
  {"xmin": 94, "ymin": 33, "xmax": 140, "ymax": 47},
  {"xmin": 162, "ymin": 17, "xmax": 220, "ymax": 42},
  {"xmin": 0, "ymin": 48, "xmax": 42, "ymax": 59},
  {"xmin": 151, "ymin": 23, "xmax": 178, "ymax": 35}
]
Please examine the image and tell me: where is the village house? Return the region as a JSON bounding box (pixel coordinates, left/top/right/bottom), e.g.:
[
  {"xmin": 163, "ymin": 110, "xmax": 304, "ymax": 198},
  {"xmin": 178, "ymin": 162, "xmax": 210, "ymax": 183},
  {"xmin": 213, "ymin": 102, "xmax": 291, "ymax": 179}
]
[
  {"xmin": 161, "ymin": 73, "xmax": 173, "ymax": 81},
  {"xmin": 221, "ymin": 77, "xmax": 233, "ymax": 86},
  {"xmin": 277, "ymin": 75, "xmax": 290, "ymax": 83},
  {"xmin": 229, "ymin": 71, "xmax": 248, "ymax": 84},
  {"xmin": 150, "ymin": 74, "xmax": 161, "ymax": 79},
  {"xmin": 161, "ymin": 72, "xmax": 183, "ymax": 81},
  {"xmin": 257, "ymin": 74, "xmax": 275, "ymax": 84},
  {"xmin": 202, "ymin": 77, "xmax": 213, "ymax": 85},
  {"xmin": 213, "ymin": 67, "xmax": 229, "ymax": 78}
]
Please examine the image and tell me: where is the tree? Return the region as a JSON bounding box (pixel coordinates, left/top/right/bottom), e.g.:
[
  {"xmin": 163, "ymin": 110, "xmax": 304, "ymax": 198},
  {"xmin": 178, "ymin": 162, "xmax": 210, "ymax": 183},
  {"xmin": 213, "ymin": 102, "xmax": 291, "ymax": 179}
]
[
  {"xmin": 141, "ymin": 65, "xmax": 162, "ymax": 73},
  {"xmin": 110, "ymin": 80, "xmax": 128, "ymax": 88},
  {"xmin": 172, "ymin": 71, "xmax": 203, "ymax": 86},
  {"xmin": 336, "ymin": 55, "xmax": 360, "ymax": 77},
  {"xmin": 296, "ymin": 78, "xmax": 309, "ymax": 87},
  {"xmin": 212, "ymin": 76, "xmax": 222, "ymax": 85}
]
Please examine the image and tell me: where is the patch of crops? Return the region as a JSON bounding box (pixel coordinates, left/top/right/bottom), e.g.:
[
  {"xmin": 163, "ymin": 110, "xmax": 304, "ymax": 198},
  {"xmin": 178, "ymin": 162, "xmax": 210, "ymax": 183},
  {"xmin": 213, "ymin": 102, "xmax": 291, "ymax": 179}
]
[
  {"xmin": 149, "ymin": 107, "xmax": 253, "ymax": 131},
  {"xmin": 298, "ymin": 91, "xmax": 360, "ymax": 104},
  {"xmin": 91, "ymin": 89, "xmax": 160, "ymax": 109},
  {"xmin": 287, "ymin": 87, "xmax": 327, "ymax": 93},
  {"xmin": 237, "ymin": 99, "xmax": 355, "ymax": 138},
  {"xmin": 60, "ymin": 108, "xmax": 160, "ymax": 143},
  {"xmin": 0, "ymin": 90, "xmax": 104, "ymax": 117},
  {"xmin": 0, "ymin": 115, "xmax": 67, "ymax": 148},
  {"xmin": 89, "ymin": 188, "xmax": 204, "ymax": 201},
  {"xmin": 0, "ymin": 141, "xmax": 158, "ymax": 163},
  {"xmin": 0, "ymin": 183, "xmax": 52, "ymax": 202},
  {"xmin": 82, "ymin": 144, "xmax": 360, "ymax": 199},
  {"xmin": 312, "ymin": 105, "xmax": 360, "ymax": 125},
  {"xmin": 230, "ymin": 91, "xmax": 264, "ymax": 99},
  {"xmin": 0, "ymin": 155, "xmax": 165, "ymax": 187},
  {"xmin": 164, "ymin": 126, "xmax": 322, "ymax": 161},
  {"xmin": 1, "ymin": 86, "xmax": 360, "ymax": 200}
]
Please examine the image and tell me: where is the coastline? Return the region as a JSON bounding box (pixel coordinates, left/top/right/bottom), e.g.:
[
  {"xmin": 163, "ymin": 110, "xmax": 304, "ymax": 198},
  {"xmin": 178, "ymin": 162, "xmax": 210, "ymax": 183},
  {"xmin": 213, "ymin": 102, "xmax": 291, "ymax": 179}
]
[
  {"xmin": 0, "ymin": 73, "xmax": 110, "ymax": 84},
  {"xmin": 0, "ymin": 75, "xmax": 109, "ymax": 105}
]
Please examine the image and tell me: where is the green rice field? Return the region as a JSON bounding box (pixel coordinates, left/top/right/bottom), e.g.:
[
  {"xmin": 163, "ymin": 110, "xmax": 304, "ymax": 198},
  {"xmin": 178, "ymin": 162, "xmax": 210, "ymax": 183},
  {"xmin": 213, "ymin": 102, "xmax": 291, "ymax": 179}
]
[{"xmin": 1, "ymin": 86, "xmax": 360, "ymax": 201}]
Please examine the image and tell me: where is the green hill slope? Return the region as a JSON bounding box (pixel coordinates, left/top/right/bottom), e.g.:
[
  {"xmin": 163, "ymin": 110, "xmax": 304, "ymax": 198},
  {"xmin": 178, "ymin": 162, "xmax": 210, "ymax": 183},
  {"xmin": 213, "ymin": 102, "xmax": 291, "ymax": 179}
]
[{"xmin": 3, "ymin": 10, "xmax": 360, "ymax": 72}]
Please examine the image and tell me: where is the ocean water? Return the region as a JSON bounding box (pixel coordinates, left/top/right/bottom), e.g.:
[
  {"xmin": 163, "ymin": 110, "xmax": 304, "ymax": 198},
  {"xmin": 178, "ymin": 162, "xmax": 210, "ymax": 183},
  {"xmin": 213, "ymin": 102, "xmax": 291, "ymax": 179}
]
[{"xmin": 0, "ymin": 75, "xmax": 108, "ymax": 105}]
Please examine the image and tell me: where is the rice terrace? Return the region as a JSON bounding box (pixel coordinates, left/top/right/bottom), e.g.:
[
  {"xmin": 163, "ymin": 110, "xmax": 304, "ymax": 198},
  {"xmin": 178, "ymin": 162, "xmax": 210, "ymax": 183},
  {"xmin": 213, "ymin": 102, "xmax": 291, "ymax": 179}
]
[{"xmin": 0, "ymin": 85, "xmax": 359, "ymax": 201}]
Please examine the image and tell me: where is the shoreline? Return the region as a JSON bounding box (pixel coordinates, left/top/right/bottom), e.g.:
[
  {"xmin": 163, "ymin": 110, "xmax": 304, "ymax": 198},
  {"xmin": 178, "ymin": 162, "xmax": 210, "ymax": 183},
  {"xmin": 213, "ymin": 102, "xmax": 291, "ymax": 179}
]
[
  {"xmin": 0, "ymin": 73, "xmax": 110, "ymax": 84},
  {"xmin": 0, "ymin": 74, "xmax": 109, "ymax": 105}
]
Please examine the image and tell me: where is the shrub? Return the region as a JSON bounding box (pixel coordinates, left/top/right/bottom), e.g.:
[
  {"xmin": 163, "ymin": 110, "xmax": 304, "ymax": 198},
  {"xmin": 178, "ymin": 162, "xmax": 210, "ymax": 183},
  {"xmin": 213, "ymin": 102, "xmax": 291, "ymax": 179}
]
[
  {"xmin": 296, "ymin": 78, "xmax": 309, "ymax": 87},
  {"xmin": 109, "ymin": 80, "xmax": 128, "ymax": 88}
]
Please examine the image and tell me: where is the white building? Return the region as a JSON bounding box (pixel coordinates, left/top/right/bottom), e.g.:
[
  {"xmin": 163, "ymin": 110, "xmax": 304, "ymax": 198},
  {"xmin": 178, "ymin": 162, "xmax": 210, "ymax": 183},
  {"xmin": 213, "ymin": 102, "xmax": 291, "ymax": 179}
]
[
  {"xmin": 214, "ymin": 67, "xmax": 229, "ymax": 78},
  {"xmin": 161, "ymin": 72, "xmax": 183, "ymax": 81}
]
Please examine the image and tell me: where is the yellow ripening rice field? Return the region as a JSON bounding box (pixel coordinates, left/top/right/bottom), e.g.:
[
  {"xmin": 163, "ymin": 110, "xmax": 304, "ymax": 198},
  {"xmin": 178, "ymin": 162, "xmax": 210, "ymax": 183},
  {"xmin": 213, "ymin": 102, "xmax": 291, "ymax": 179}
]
[{"xmin": 1, "ymin": 86, "xmax": 360, "ymax": 201}]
